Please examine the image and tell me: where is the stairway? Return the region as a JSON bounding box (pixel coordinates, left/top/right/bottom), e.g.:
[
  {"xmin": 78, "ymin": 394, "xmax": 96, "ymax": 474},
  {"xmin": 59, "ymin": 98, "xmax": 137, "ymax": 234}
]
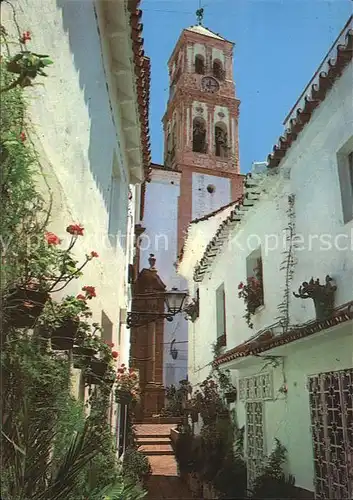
[
  {"xmin": 136, "ymin": 423, "xmax": 193, "ymax": 498},
  {"xmin": 135, "ymin": 423, "xmax": 177, "ymax": 475}
]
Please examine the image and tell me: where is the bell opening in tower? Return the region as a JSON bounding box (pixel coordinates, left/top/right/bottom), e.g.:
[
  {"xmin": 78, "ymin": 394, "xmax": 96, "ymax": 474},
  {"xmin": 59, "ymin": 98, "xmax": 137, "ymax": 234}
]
[
  {"xmin": 213, "ymin": 59, "xmax": 224, "ymax": 81},
  {"xmin": 215, "ymin": 122, "xmax": 228, "ymax": 158},
  {"xmin": 193, "ymin": 117, "xmax": 207, "ymax": 154},
  {"xmin": 195, "ymin": 54, "xmax": 205, "ymax": 75}
]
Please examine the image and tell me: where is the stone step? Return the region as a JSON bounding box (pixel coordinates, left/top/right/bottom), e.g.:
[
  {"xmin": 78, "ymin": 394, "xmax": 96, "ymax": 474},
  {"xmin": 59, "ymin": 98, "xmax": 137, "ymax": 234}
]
[
  {"xmin": 139, "ymin": 444, "xmax": 174, "ymax": 456},
  {"xmin": 137, "ymin": 436, "xmax": 171, "ymax": 445},
  {"xmin": 134, "ymin": 417, "xmax": 182, "ymax": 424},
  {"xmin": 135, "ymin": 433, "xmax": 171, "ymax": 439}
]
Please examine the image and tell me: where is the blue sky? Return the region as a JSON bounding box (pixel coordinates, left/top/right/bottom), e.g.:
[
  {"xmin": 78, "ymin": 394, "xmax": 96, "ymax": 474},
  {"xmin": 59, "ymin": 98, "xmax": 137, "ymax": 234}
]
[{"xmin": 142, "ymin": 0, "xmax": 352, "ymax": 173}]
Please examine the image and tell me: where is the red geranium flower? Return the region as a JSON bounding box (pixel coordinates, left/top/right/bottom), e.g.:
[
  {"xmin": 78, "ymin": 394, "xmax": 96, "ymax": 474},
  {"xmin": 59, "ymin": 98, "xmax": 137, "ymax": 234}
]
[
  {"xmin": 20, "ymin": 31, "xmax": 31, "ymax": 43},
  {"xmin": 104, "ymin": 340, "xmax": 114, "ymax": 348},
  {"xmin": 90, "ymin": 251, "xmax": 99, "ymax": 258},
  {"xmin": 20, "ymin": 131, "xmax": 26, "ymax": 142},
  {"xmin": 112, "ymin": 351, "xmax": 119, "ymax": 359},
  {"xmin": 238, "ymin": 282, "xmax": 244, "ymax": 289},
  {"xmin": 76, "ymin": 294, "xmax": 86, "ymax": 301},
  {"xmin": 66, "ymin": 224, "xmax": 84, "ymax": 236},
  {"xmin": 45, "ymin": 232, "xmax": 61, "ymax": 245},
  {"xmin": 82, "ymin": 285, "xmax": 96, "ymax": 298}
]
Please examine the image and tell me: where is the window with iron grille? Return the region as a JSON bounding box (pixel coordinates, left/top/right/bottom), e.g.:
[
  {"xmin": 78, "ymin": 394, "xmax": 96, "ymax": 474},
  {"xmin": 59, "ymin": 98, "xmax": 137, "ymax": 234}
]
[{"xmin": 308, "ymin": 369, "xmax": 353, "ymax": 499}]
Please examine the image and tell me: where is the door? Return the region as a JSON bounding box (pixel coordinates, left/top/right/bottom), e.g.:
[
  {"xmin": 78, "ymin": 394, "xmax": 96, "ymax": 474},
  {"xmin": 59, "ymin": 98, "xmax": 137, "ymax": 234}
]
[
  {"xmin": 246, "ymin": 401, "xmax": 265, "ymax": 490},
  {"xmin": 308, "ymin": 369, "xmax": 353, "ymax": 499}
]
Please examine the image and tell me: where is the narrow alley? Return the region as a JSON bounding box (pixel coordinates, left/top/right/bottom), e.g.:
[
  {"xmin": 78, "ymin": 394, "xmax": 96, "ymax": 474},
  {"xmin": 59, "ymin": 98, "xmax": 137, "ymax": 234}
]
[{"xmin": 135, "ymin": 424, "xmax": 193, "ymax": 499}]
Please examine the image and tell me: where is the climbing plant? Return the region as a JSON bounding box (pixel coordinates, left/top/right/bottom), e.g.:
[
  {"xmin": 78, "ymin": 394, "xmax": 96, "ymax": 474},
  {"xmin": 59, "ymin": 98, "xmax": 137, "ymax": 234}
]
[
  {"xmin": 0, "ymin": 12, "xmax": 145, "ymax": 500},
  {"xmin": 276, "ymin": 194, "xmax": 296, "ymax": 332}
]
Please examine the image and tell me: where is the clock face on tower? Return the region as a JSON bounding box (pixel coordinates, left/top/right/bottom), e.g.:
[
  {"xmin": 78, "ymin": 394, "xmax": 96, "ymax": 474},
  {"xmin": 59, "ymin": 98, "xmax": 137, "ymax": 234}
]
[{"xmin": 201, "ymin": 76, "xmax": 219, "ymax": 93}]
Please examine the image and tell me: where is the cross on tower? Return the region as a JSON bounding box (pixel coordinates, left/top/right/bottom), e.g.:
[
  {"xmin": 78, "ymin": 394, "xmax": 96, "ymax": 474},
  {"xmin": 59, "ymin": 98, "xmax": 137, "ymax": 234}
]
[{"xmin": 196, "ymin": 6, "xmax": 204, "ymax": 25}]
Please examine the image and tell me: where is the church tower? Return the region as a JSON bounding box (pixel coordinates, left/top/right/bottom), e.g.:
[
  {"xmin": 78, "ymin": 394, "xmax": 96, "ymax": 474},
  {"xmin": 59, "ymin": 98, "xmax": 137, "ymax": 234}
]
[
  {"xmin": 163, "ymin": 19, "xmax": 243, "ymax": 252},
  {"xmin": 134, "ymin": 15, "xmax": 244, "ymax": 401}
]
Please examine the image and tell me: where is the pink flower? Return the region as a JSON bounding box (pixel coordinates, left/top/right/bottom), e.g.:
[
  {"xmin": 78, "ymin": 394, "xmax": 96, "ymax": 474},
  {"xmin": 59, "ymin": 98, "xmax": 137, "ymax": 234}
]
[
  {"xmin": 90, "ymin": 251, "xmax": 98, "ymax": 258},
  {"xmin": 238, "ymin": 282, "xmax": 244, "ymax": 289},
  {"xmin": 76, "ymin": 294, "xmax": 86, "ymax": 301},
  {"xmin": 20, "ymin": 131, "xmax": 26, "ymax": 142},
  {"xmin": 66, "ymin": 224, "xmax": 84, "ymax": 236},
  {"xmin": 45, "ymin": 232, "xmax": 61, "ymax": 245},
  {"xmin": 20, "ymin": 31, "xmax": 31, "ymax": 43}
]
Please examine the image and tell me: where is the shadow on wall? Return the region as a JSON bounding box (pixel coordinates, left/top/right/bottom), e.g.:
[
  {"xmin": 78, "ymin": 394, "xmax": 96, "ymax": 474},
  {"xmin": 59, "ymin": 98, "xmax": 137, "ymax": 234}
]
[{"xmin": 56, "ymin": 0, "xmax": 116, "ymax": 215}]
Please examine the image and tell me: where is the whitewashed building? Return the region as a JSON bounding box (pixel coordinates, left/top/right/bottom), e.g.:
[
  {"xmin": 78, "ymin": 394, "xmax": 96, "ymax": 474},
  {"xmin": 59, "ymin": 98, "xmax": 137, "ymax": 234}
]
[
  {"xmin": 2, "ymin": 0, "xmax": 151, "ymax": 446},
  {"xmin": 178, "ymin": 16, "xmax": 353, "ymax": 499}
]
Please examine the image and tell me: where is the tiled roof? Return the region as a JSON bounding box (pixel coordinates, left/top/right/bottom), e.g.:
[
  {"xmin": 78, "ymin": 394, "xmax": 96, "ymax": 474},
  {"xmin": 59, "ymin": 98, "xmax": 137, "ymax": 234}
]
[
  {"xmin": 190, "ymin": 198, "xmax": 242, "ymax": 224},
  {"xmin": 128, "ymin": 0, "xmax": 152, "ymax": 181},
  {"xmin": 151, "ymin": 162, "xmax": 182, "ymax": 173},
  {"xmin": 268, "ymin": 17, "xmax": 353, "ymax": 169},
  {"xmin": 177, "ymin": 197, "xmax": 241, "ymax": 268},
  {"xmin": 214, "ymin": 301, "xmax": 353, "ymax": 366},
  {"xmin": 191, "ymin": 173, "xmax": 263, "ymax": 282},
  {"xmin": 186, "ymin": 25, "xmax": 227, "ymax": 41}
]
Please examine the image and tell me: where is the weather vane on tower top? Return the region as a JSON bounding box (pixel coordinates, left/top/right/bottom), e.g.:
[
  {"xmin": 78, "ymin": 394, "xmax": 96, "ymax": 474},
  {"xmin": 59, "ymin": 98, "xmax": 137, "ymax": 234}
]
[{"xmin": 196, "ymin": 1, "xmax": 204, "ymax": 26}]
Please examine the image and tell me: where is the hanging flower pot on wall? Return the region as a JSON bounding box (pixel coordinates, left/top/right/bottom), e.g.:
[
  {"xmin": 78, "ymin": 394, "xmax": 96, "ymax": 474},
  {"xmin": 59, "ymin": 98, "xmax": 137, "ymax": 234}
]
[
  {"xmin": 84, "ymin": 360, "xmax": 108, "ymax": 386},
  {"xmin": 293, "ymin": 275, "xmax": 337, "ymax": 321},
  {"xmin": 224, "ymin": 390, "xmax": 237, "ymax": 404},
  {"xmin": 72, "ymin": 346, "xmax": 96, "ymax": 368},
  {"xmin": 5, "ymin": 287, "xmax": 49, "ymax": 328},
  {"xmin": 51, "ymin": 318, "xmax": 78, "ymax": 350},
  {"xmin": 115, "ymin": 389, "xmax": 133, "ymax": 405},
  {"xmin": 88, "ymin": 358, "xmax": 108, "ymax": 377}
]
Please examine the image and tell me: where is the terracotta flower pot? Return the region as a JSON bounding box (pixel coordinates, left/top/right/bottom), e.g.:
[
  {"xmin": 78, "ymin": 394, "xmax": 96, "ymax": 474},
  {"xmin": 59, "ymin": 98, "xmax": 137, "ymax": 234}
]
[
  {"xmin": 6, "ymin": 287, "xmax": 49, "ymax": 328},
  {"xmin": 51, "ymin": 318, "xmax": 78, "ymax": 350}
]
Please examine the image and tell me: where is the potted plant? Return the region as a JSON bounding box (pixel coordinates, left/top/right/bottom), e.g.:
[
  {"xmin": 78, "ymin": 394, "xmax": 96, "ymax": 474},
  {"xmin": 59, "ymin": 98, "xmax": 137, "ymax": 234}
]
[
  {"xmin": 184, "ymin": 296, "xmax": 199, "ymax": 322},
  {"xmin": 83, "ymin": 336, "xmax": 118, "ymax": 386},
  {"xmin": 122, "ymin": 446, "xmax": 152, "ymax": 487},
  {"xmin": 238, "ymin": 258, "xmax": 264, "ymax": 328},
  {"xmin": 38, "ymin": 289, "xmax": 93, "ymax": 350},
  {"xmin": 115, "ymin": 365, "xmax": 140, "ymax": 405},
  {"xmin": 4, "ymin": 281, "xmax": 49, "ymax": 328},
  {"xmin": 293, "ymin": 275, "xmax": 337, "ymax": 320},
  {"xmin": 192, "ymin": 378, "xmax": 227, "ymax": 426},
  {"xmin": 224, "ymin": 389, "xmax": 237, "ymax": 404},
  {"xmin": 73, "ymin": 321, "xmax": 103, "ymax": 367}
]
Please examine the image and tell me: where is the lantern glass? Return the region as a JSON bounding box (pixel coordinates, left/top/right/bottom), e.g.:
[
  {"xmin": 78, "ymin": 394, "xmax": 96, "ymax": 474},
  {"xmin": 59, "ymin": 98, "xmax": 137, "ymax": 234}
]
[{"xmin": 164, "ymin": 288, "xmax": 188, "ymax": 315}]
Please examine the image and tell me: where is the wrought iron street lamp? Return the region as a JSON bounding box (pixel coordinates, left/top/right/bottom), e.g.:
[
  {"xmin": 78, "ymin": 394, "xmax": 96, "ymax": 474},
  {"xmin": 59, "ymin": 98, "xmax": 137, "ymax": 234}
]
[{"xmin": 126, "ymin": 287, "xmax": 188, "ymax": 329}]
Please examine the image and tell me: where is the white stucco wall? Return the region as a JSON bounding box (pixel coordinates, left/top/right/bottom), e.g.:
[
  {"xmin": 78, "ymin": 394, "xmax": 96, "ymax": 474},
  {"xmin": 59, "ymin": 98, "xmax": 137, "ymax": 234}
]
[
  {"xmin": 2, "ymin": 0, "xmax": 139, "ymax": 366},
  {"xmin": 192, "ymin": 172, "xmax": 231, "ymax": 219},
  {"xmin": 140, "ymin": 168, "xmax": 188, "ymax": 386},
  {"xmin": 183, "ymin": 60, "xmax": 353, "ymax": 383},
  {"xmin": 179, "ymin": 56, "xmax": 353, "ymax": 495},
  {"xmin": 233, "ymin": 324, "xmax": 352, "ymax": 492}
]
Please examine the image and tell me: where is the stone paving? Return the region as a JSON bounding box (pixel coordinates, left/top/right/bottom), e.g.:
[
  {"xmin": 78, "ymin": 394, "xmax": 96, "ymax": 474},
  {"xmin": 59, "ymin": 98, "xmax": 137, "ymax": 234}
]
[{"xmin": 135, "ymin": 423, "xmax": 193, "ymax": 499}]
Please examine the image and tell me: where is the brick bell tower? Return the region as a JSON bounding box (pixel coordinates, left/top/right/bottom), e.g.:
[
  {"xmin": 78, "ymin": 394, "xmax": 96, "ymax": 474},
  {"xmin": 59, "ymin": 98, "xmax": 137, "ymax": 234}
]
[{"xmin": 163, "ymin": 13, "xmax": 244, "ymax": 252}]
